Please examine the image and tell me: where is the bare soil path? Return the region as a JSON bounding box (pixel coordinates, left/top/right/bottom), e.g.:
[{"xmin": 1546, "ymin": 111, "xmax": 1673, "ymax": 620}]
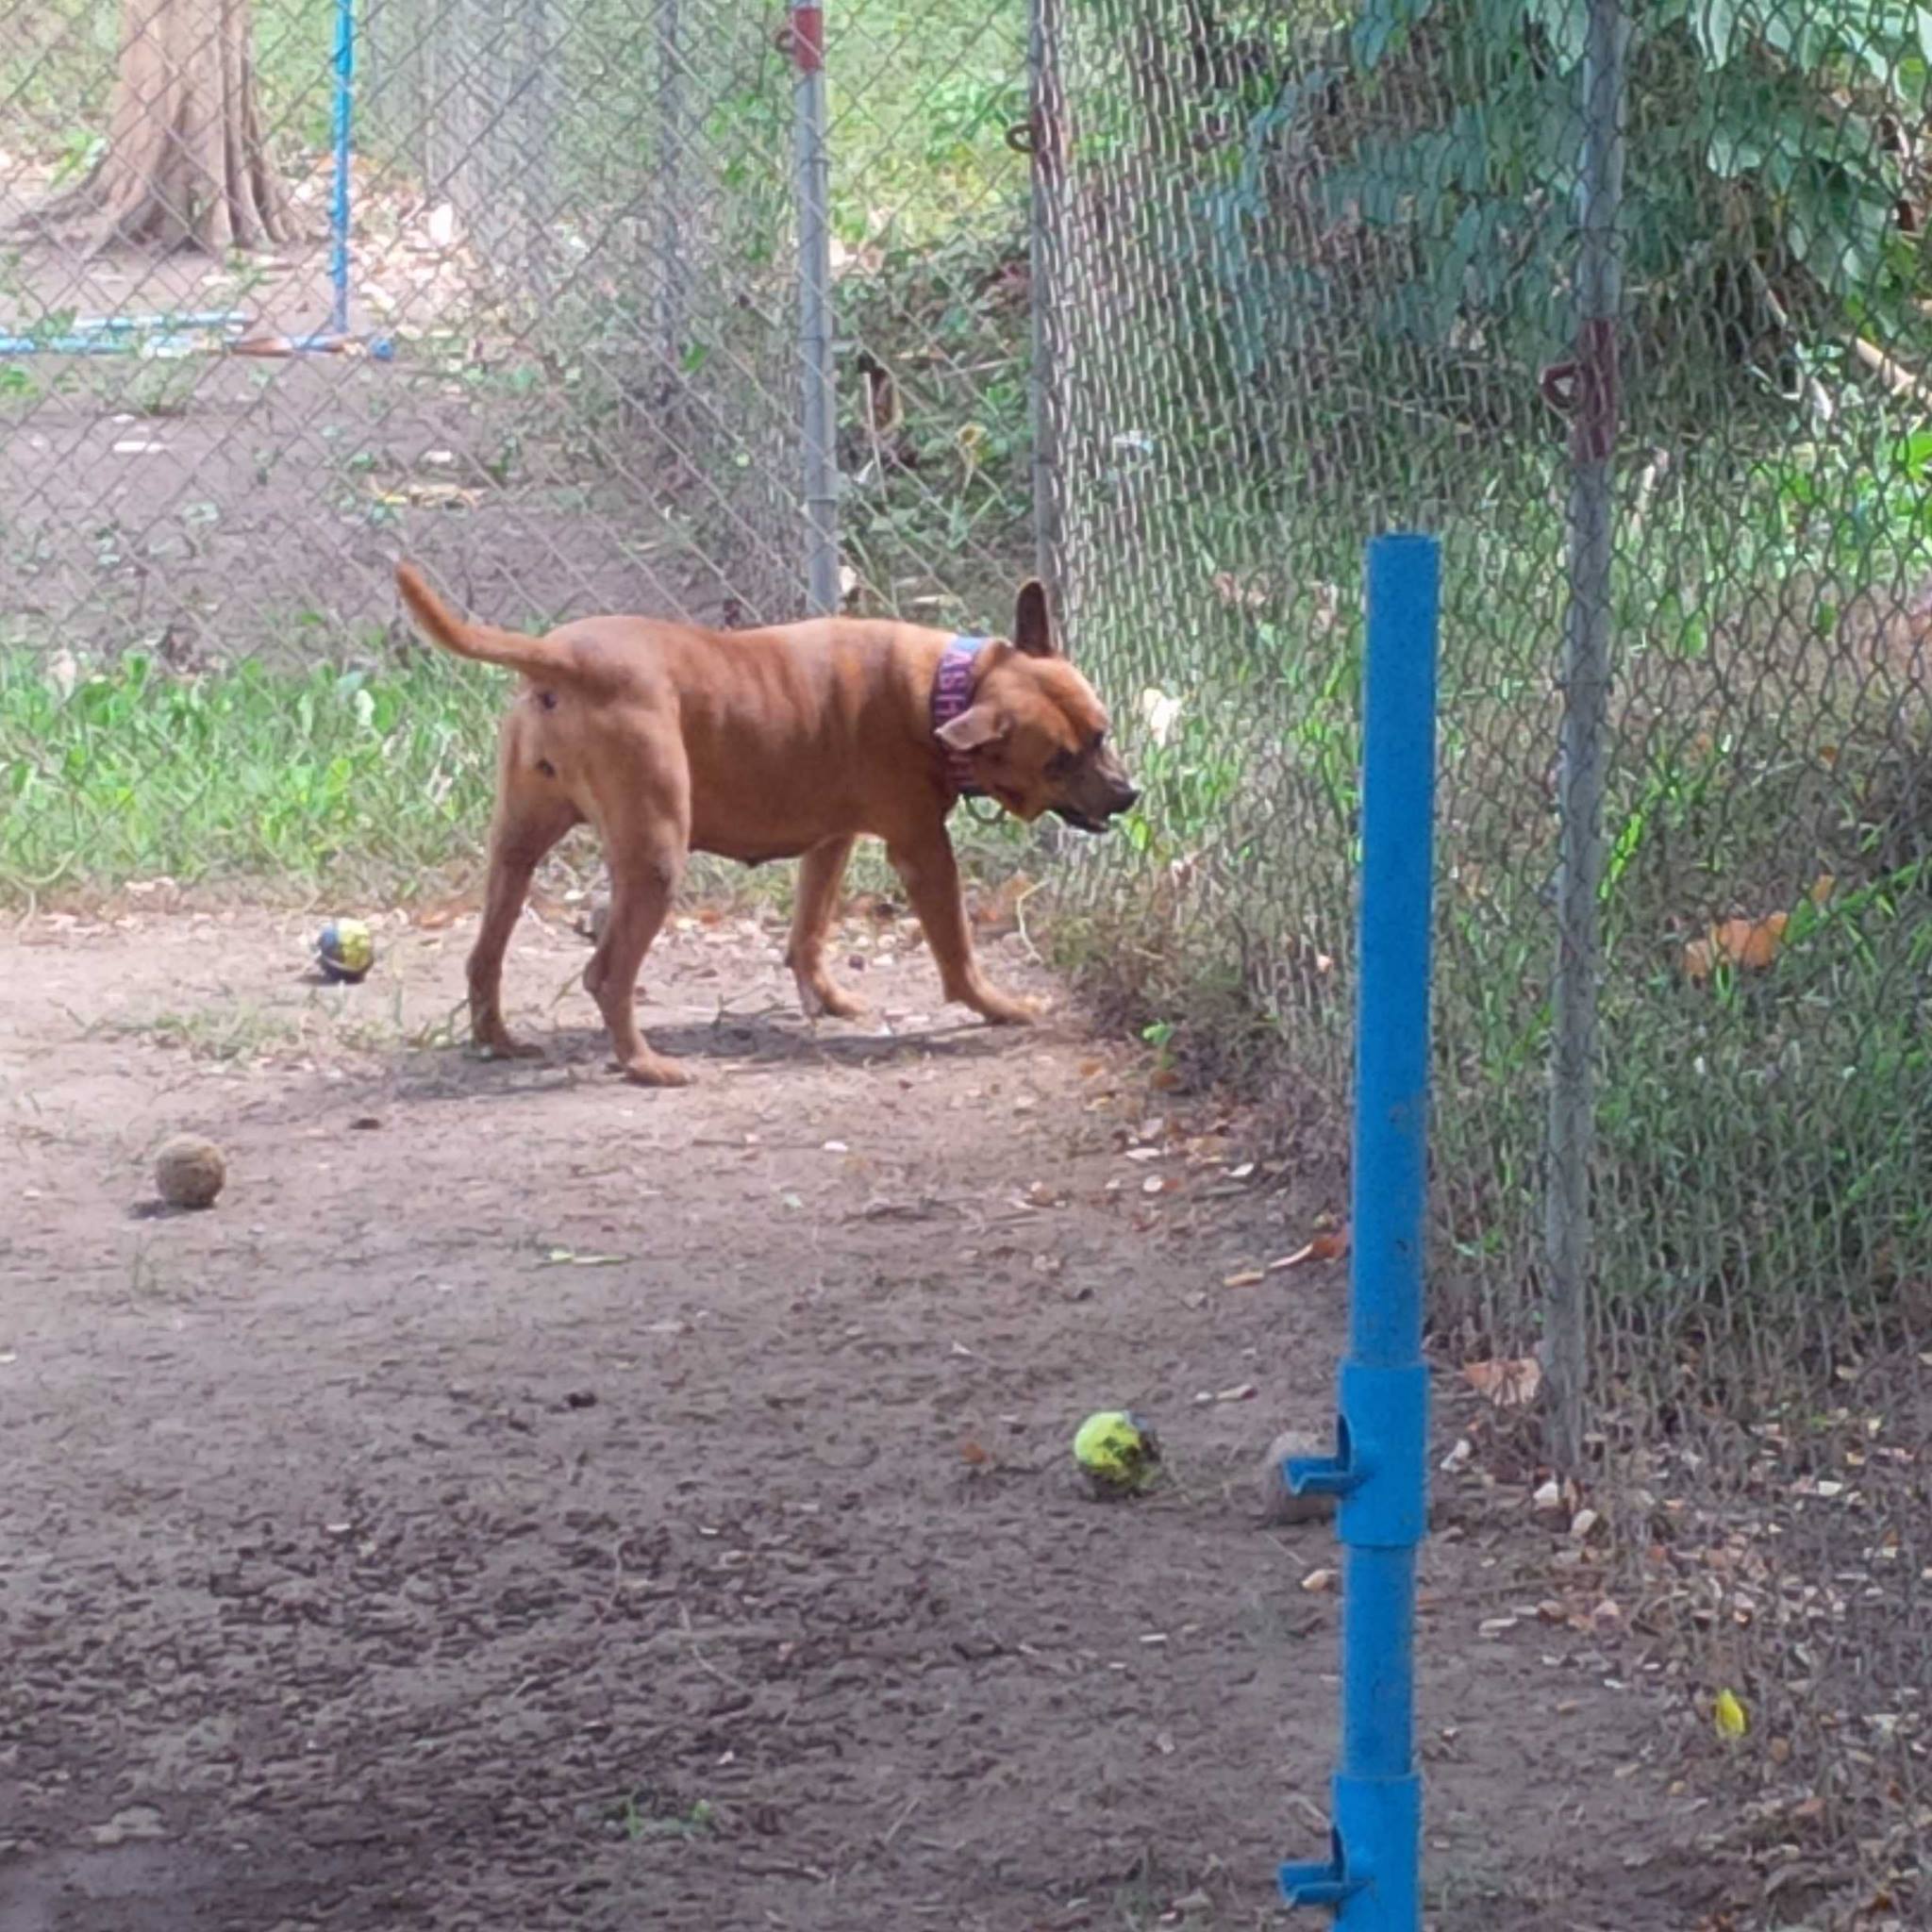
[{"xmin": 0, "ymin": 903, "xmax": 1715, "ymax": 1928}]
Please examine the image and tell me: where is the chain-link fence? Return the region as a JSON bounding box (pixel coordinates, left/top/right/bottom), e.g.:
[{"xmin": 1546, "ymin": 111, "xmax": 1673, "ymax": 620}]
[
  {"xmin": 1037, "ymin": 0, "xmax": 1930, "ymax": 1911},
  {"xmin": 4, "ymin": 0, "xmax": 1929, "ymax": 1913},
  {"xmin": 2, "ymin": 0, "xmax": 1028, "ymax": 655}
]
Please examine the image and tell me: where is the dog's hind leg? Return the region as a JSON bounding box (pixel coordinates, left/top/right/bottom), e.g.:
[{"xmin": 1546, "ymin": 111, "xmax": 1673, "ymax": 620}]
[
  {"xmin": 786, "ymin": 834, "xmax": 865, "ymax": 1020},
  {"xmin": 469, "ymin": 773, "xmax": 579, "ymax": 1060},
  {"xmin": 586, "ymin": 766, "xmax": 692, "ymax": 1087}
]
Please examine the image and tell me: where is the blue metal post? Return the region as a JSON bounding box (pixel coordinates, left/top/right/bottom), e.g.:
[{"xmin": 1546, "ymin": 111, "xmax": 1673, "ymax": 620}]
[
  {"xmin": 281, "ymin": 0, "xmax": 393, "ymax": 356},
  {"xmin": 329, "ymin": 0, "xmax": 355, "ymax": 338},
  {"xmin": 1279, "ymin": 532, "xmax": 1440, "ymax": 1930}
]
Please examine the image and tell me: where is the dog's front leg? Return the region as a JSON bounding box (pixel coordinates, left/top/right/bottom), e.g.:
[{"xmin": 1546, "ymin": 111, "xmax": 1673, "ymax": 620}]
[{"xmin": 887, "ymin": 828, "xmax": 1038, "ymax": 1026}]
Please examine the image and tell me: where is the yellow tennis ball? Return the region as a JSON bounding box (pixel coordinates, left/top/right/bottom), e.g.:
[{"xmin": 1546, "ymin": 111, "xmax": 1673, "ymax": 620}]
[
  {"xmin": 317, "ymin": 917, "xmax": 375, "ymax": 983},
  {"xmin": 1074, "ymin": 1409, "xmax": 1162, "ymax": 1496}
]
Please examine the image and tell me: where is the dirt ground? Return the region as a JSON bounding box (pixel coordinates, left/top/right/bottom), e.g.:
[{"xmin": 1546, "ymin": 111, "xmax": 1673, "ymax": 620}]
[{"xmin": 0, "ymin": 899, "xmax": 1732, "ymax": 1930}]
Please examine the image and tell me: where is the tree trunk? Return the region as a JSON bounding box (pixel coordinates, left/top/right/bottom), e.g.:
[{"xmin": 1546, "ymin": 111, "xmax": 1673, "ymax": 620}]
[{"xmin": 27, "ymin": 0, "xmax": 291, "ymax": 253}]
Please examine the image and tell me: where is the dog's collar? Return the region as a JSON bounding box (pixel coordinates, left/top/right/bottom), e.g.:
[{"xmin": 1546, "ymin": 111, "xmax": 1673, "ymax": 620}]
[{"xmin": 932, "ymin": 635, "xmax": 989, "ymax": 798}]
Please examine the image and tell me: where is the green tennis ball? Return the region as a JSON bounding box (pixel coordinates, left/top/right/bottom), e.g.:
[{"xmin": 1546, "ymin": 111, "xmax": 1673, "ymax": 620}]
[
  {"xmin": 317, "ymin": 918, "xmax": 375, "ymax": 984},
  {"xmin": 1074, "ymin": 1409, "xmax": 1162, "ymax": 1496}
]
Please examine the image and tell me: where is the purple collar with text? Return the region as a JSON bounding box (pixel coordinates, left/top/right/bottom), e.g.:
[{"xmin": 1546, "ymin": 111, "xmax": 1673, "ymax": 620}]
[{"xmin": 931, "ymin": 635, "xmax": 988, "ymax": 797}]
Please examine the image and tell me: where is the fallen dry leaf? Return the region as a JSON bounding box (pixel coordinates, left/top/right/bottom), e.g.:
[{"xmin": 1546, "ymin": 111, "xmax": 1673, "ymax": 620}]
[
  {"xmin": 411, "ymin": 895, "xmax": 475, "ymax": 930},
  {"xmin": 1682, "ymin": 910, "xmax": 1789, "ymax": 982},
  {"xmin": 1460, "ymin": 1356, "xmax": 1542, "ymax": 1407},
  {"xmin": 958, "ymin": 1438, "xmax": 991, "ymax": 1468},
  {"xmin": 1211, "ymin": 569, "xmax": 1274, "ymax": 609},
  {"xmin": 1268, "ymin": 1230, "xmax": 1348, "ymax": 1273},
  {"xmin": 969, "ymin": 874, "xmax": 1036, "ymax": 934},
  {"xmin": 371, "ymin": 480, "xmax": 483, "ymax": 510}
]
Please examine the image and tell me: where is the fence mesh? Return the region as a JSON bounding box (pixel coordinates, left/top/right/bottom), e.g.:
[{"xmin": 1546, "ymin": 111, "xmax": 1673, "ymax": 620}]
[
  {"xmin": 4, "ymin": 0, "xmax": 1930, "ymax": 1913},
  {"xmin": 1043, "ymin": 0, "xmax": 1930, "ymax": 1909}
]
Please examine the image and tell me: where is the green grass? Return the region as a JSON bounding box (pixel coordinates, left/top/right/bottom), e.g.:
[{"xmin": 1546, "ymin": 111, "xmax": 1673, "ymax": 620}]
[
  {"xmin": 0, "ymin": 639, "xmax": 1041, "ymax": 909},
  {"xmin": 110, "ymin": 986, "xmax": 453, "ymax": 1061},
  {"xmin": 0, "ymin": 648, "xmax": 501, "ymax": 899}
]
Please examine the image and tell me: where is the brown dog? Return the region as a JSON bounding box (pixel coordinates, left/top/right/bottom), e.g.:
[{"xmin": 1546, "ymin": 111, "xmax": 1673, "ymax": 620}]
[{"xmin": 394, "ymin": 563, "xmax": 1139, "ymax": 1085}]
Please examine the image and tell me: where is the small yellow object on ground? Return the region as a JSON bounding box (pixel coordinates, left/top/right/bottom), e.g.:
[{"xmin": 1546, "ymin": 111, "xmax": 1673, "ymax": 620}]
[
  {"xmin": 1713, "ymin": 1689, "xmax": 1748, "ymax": 1740},
  {"xmin": 1073, "ymin": 1409, "xmax": 1162, "ymax": 1496},
  {"xmin": 317, "ymin": 918, "xmax": 376, "ymax": 984}
]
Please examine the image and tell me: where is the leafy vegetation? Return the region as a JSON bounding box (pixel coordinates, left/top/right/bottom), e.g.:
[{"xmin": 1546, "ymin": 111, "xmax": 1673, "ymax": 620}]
[{"xmin": 0, "ymin": 647, "xmax": 500, "ymax": 897}]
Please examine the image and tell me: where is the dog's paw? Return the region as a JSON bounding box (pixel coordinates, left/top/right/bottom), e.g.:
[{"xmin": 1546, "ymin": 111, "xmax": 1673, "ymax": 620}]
[
  {"xmin": 807, "ymin": 985, "xmax": 868, "ymax": 1022},
  {"xmin": 475, "ymin": 1037, "xmax": 545, "ymax": 1062},
  {"xmin": 616, "ymin": 1053, "xmax": 695, "ymax": 1089},
  {"xmin": 974, "ymin": 990, "xmax": 1041, "ymax": 1027},
  {"xmin": 791, "ymin": 961, "xmax": 867, "ymax": 1022}
]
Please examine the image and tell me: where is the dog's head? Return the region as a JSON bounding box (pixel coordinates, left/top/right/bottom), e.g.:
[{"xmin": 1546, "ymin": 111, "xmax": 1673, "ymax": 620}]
[{"xmin": 936, "ymin": 582, "xmax": 1140, "ymax": 833}]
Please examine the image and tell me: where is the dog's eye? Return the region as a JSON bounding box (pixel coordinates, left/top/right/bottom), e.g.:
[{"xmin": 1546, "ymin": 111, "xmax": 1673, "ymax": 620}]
[{"xmin": 1090, "ymin": 731, "xmax": 1107, "ymax": 753}]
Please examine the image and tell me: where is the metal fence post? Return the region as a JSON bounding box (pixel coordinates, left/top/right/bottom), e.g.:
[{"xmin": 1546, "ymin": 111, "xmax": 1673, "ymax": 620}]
[
  {"xmin": 329, "ymin": 0, "xmax": 355, "ymax": 337},
  {"xmin": 654, "ymin": 0, "xmax": 690, "ymax": 408},
  {"xmin": 790, "ymin": 0, "xmax": 841, "ymax": 616},
  {"xmin": 1541, "ymin": 0, "xmax": 1628, "ymax": 1476},
  {"xmin": 519, "ymin": 0, "xmax": 556, "ymax": 301},
  {"xmin": 1280, "ymin": 533, "xmax": 1440, "ymax": 1931},
  {"xmin": 1024, "ymin": 0, "xmax": 1065, "ymax": 599}
]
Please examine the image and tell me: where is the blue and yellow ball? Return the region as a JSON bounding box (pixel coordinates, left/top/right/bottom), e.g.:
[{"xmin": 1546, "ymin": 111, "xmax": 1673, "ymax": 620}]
[{"xmin": 317, "ymin": 917, "xmax": 375, "ymax": 984}]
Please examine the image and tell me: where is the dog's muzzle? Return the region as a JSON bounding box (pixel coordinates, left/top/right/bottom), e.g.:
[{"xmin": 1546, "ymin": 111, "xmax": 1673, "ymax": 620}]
[
  {"xmin": 1053, "ymin": 782, "xmax": 1138, "ymax": 835},
  {"xmin": 1052, "ymin": 806, "xmax": 1109, "ymax": 834}
]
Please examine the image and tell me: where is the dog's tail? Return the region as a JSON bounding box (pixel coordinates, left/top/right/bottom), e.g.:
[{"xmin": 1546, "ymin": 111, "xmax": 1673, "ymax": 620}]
[{"xmin": 394, "ymin": 561, "xmax": 575, "ymax": 682}]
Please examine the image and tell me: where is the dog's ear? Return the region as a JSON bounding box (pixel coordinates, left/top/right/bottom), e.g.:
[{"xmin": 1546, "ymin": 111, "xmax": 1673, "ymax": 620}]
[
  {"xmin": 1012, "ymin": 578, "xmax": 1059, "ymax": 658},
  {"xmin": 936, "ymin": 704, "xmax": 1008, "ymax": 753}
]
